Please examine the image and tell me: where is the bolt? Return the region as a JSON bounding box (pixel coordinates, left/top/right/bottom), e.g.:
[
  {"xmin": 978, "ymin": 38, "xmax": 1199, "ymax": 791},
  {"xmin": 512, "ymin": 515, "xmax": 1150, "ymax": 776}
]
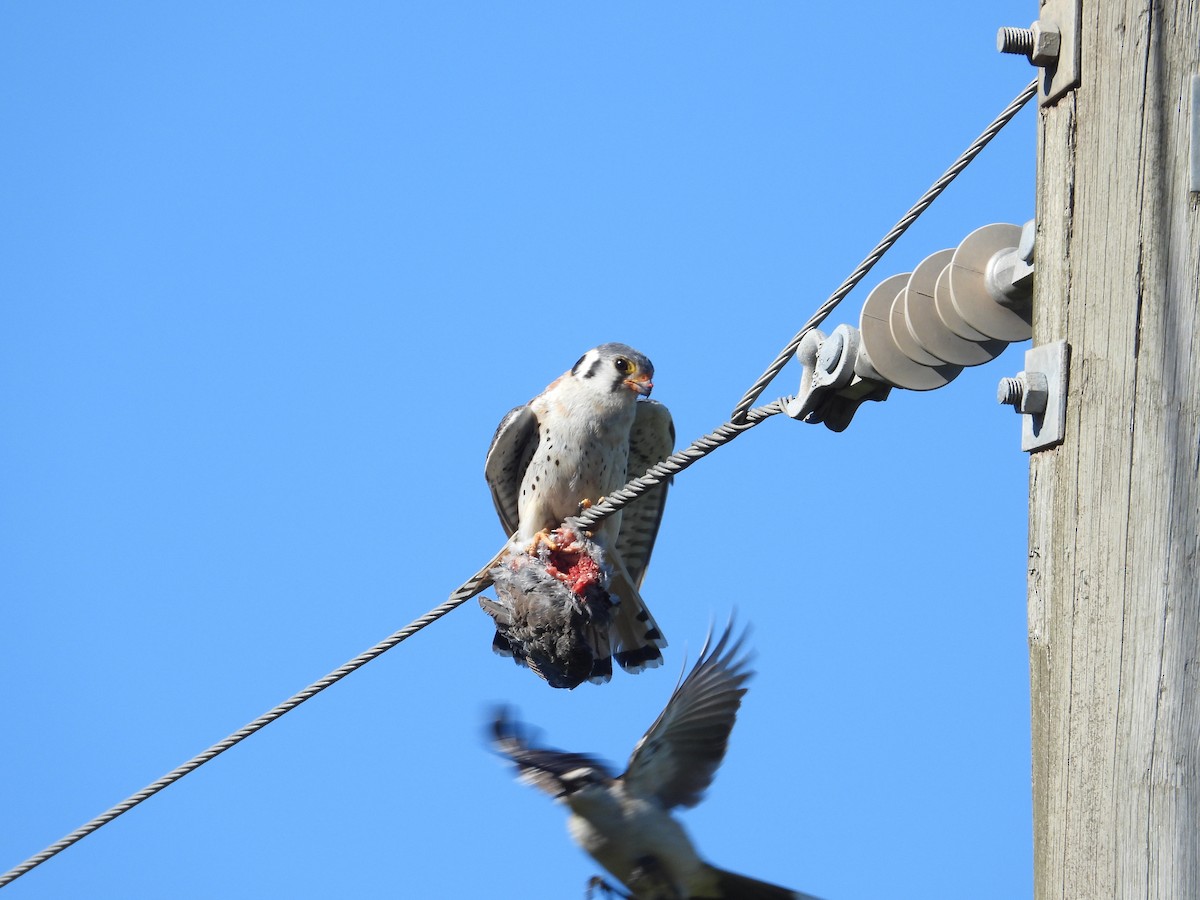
[
  {"xmin": 997, "ymin": 27, "xmax": 1035, "ymax": 57},
  {"xmin": 997, "ymin": 371, "xmax": 1049, "ymax": 415},
  {"xmin": 997, "ymin": 376, "xmax": 1023, "ymax": 406},
  {"xmin": 998, "ymin": 21, "xmax": 1060, "ymax": 65},
  {"xmin": 1030, "ymin": 21, "xmax": 1061, "ymax": 65}
]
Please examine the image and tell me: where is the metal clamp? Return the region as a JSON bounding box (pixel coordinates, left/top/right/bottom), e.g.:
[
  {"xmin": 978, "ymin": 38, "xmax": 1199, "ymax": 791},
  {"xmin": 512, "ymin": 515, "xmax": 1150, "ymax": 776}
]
[
  {"xmin": 998, "ymin": 0, "xmax": 1081, "ymax": 107},
  {"xmin": 997, "ymin": 340, "xmax": 1070, "ymax": 451},
  {"xmin": 785, "ymin": 325, "xmax": 891, "ymax": 432}
]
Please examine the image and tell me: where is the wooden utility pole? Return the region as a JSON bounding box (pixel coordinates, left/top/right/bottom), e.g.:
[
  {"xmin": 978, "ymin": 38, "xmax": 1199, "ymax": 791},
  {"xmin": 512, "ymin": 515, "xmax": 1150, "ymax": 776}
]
[{"xmin": 1029, "ymin": 1, "xmax": 1200, "ymax": 897}]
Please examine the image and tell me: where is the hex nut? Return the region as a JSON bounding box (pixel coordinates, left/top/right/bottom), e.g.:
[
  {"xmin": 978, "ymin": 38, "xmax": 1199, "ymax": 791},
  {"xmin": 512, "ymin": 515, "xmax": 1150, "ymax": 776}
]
[
  {"xmin": 998, "ymin": 371, "xmax": 1049, "ymax": 415},
  {"xmin": 1018, "ymin": 371, "xmax": 1049, "ymax": 415},
  {"xmin": 1030, "ymin": 21, "xmax": 1061, "ymax": 65}
]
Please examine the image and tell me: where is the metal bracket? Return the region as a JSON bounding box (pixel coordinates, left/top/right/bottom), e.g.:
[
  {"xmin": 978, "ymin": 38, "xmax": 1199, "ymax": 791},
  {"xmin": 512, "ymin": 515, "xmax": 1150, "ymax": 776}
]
[
  {"xmin": 785, "ymin": 326, "xmax": 891, "ymax": 432},
  {"xmin": 998, "ymin": 0, "xmax": 1080, "ymax": 107},
  {"xmin": 1037, "ymin": 0, "xmax": 1081, "ymax": 106},
  {"xmin": 997, "ymin": 339, "xmax": 1070, "ymax": 451}
]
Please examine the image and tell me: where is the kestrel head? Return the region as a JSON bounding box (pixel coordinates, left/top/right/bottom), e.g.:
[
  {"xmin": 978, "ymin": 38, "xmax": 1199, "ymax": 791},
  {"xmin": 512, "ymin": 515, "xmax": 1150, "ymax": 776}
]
[{"xmin": 570, "ymin": 343, "xmax": 654, "ymax": 397}]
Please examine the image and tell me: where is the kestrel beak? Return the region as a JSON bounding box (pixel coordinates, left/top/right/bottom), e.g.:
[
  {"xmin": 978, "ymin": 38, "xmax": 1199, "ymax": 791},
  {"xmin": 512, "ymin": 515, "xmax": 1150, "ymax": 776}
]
[{"xmin": 625, "ymin": 373, "xmax": 653, "ymax": 397}]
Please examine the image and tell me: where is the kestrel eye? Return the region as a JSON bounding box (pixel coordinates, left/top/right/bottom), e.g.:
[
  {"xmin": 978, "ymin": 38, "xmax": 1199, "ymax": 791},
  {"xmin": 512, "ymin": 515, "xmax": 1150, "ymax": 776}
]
[{"xmin": 615, "ymin": 358, "xmax": 632, "ymax": 374}]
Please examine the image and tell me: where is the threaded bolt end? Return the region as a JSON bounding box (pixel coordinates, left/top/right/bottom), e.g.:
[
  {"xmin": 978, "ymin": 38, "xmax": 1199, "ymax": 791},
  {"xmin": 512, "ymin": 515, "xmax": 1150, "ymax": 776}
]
[
  {"xmin": 997, "ymin": 376, "xmax": 1024, "ymax": 406},
  {"xmin": 997, "ymin": 26, "xmax": 1035, "ymax": 56}
]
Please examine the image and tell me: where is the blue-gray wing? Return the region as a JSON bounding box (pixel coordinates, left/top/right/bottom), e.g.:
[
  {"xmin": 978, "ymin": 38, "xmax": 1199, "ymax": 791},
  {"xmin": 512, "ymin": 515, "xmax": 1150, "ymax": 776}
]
[
  {"xmin": 616, "ymin": 400, "xmax": 675, "ymax": 587},
  {"xmin": 622, "ymin": 622, "xmax": 753, "ymax": 810},
  {"xmin": 491, "ymin": 707, "xmax": 617, "ymax": 797},
  {"xmin": 484, "ymin": 405, "xmax": 539, "ymax": 538}
]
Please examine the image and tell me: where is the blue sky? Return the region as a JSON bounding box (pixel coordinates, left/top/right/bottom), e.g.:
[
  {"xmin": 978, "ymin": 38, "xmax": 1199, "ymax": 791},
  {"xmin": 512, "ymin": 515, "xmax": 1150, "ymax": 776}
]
[{"xmin": 2, "ymin": 4, "xmax": 1036, "ymax": 898}]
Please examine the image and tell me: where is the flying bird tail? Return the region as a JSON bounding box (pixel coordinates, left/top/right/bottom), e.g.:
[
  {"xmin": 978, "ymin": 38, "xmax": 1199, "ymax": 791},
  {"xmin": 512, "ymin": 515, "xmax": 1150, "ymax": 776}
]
[{"xmin": 705, "ymin": 865, "xmax": 825, "ymax": 900}]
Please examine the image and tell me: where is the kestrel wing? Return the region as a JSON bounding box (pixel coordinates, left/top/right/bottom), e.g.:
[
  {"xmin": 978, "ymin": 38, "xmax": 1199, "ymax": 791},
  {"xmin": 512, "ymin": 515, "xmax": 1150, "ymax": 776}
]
[
  {"xmin": 621, "ymin": 622, "xmax": 753, "ymax": 810},
  {"xmin": 484, "ymin": 405, "xmax": 539, "ymax": 537},
  {"xmin": 616, "ymin": 400, "xmax": 675, "ymax": 587}
]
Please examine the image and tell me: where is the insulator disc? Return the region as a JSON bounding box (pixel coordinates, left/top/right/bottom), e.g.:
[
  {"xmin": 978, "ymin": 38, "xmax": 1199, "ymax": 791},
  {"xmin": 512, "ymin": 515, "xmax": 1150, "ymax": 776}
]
[
  {"xmin": 860, "ymin": 272, "xmax": 962, "ymax": 391},
  {"xmin": 904, "ymin": 249, "xmax": 1009, "ymax": 366},
  {"xmin": 947, "ymin": 223, "xmax": 1032, "ymax": 342},
  {"xmin": 898, "ymin": 249, "xmax": 955, "ymax": 362},
  {"xmin": 934, "ymin": 262, "xmax": 992, "ymax": 341},
  {"xmin": 891, "ymin": 286, "xmax": 944, "ymax": 366}
]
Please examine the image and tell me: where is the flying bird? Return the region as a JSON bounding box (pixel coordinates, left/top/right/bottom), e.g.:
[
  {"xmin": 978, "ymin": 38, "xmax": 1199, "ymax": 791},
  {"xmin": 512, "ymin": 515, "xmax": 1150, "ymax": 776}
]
[
  {"xmin": 491, "ymin": 624, "xmax": 824, "ymax": 900},
  {"xmin": 483, "ymin": 343, "xmax": 675, "ymax": 679}
]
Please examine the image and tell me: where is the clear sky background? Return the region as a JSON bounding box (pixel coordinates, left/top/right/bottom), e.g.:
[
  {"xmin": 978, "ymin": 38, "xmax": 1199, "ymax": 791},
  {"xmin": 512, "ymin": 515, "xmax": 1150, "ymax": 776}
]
[{"xmin": 2, "ymin": 4, "xmax": 1038, "ymax": 898}]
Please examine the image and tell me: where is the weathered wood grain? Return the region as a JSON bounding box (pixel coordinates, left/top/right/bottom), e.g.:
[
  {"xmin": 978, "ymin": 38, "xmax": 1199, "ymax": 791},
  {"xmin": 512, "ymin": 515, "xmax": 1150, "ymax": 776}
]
[{"xmin": 1030, "ymin": 1, "xmax": 1200, "ymax": 897}]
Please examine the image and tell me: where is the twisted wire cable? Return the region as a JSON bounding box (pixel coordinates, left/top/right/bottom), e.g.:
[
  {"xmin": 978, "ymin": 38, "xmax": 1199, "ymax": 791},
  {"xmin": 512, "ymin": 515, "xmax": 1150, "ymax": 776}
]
[
  {"xmin": 730, "ymin": 78, "xmax": 1039, "ymax": 423},
  {"xmin": 2, "ymin": 80, "xmax": 1038, "ymax": 888},
  {"xmin": 573, "ymin": 398, "xmax": 786, "ymax": 532},
  {"xmin": 0, "ymin": 398, "xmax": 787, "ymax": 889}
]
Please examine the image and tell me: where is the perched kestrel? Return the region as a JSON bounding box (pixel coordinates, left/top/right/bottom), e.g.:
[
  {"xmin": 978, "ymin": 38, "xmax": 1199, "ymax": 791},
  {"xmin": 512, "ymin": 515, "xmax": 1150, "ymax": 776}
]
[
  {"xmin": 491, "ymin": 624, "xmax": 823, "ymax": 900},
  {"xmin": 484, "ymin": 343, "xmax": 674, "ymax": 676}
]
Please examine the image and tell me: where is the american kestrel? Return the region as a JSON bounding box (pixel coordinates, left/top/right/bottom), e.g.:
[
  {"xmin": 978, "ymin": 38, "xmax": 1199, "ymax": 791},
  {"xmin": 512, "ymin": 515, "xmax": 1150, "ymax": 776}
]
[
  {"xmin": 484, "ymin": 343, "xmax": 675, "ymax": 677},
  {"xmin": 491, "ymin": 624, "xmax": 823, "ymax": 900}
]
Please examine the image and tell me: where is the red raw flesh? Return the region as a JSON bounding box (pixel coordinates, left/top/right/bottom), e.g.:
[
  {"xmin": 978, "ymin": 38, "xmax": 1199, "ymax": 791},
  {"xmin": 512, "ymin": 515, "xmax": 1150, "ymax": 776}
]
[
  {"xmin": 543, "ymin": 533, "xmax": 602, "ymax": 595},
  {"xmin": 565, "ymin": 554, "xmax": 601, "ymax": 594}
]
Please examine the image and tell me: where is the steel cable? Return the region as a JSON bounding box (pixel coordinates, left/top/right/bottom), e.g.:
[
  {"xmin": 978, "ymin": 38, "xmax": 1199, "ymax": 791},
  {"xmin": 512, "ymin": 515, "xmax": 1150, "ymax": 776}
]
[
  {"xmin": 0, "ymin": 398, "xmax": 787, "ymax": 889},
  {"xmin": 729, "ymin": 78, "xmax": 1039, "ymax": 423},
  {"xmin": 2, "ymin": 74, "xmax": 1038, "ymax": 894}
]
